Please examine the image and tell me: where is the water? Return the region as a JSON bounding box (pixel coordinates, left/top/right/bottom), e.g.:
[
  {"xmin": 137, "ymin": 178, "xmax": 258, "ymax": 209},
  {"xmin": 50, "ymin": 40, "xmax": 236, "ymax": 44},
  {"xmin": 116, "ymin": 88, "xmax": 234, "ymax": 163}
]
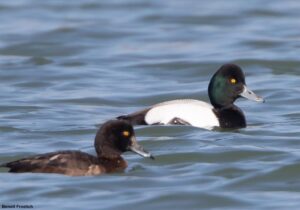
[{"xmin": 0, "ymin": 0, "xmax": 300, "ymax": 209}]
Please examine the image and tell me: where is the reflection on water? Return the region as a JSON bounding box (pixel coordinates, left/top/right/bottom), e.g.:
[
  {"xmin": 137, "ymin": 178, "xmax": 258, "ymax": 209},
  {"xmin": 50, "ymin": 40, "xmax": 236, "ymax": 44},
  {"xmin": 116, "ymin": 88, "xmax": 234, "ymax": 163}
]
[{"xmin": 1, "ymin": 0, "xmax": 300, "ymax": 209}]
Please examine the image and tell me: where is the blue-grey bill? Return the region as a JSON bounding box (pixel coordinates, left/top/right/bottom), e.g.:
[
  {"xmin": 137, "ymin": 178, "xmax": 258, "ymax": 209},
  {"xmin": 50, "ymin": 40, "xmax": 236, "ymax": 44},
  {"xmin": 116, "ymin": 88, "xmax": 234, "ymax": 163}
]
[
  {"xmin": 129, "ymin": 137, "xmax": 155, "ymax": 160},
  {"xmin": 240, "ymin": 85, "xmax": 265, "ymax": 103}
]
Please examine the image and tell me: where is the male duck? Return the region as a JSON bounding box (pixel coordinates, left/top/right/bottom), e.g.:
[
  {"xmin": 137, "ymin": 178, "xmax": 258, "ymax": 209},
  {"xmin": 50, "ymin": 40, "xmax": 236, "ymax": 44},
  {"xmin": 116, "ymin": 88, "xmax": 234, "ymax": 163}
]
[
  {"xmin": 1, "ymin": 120, "xmax": 153, "ymax": 176},
  {"xmin": 117, "ymin": 64, "xmax": 264, "ymax": 129}
]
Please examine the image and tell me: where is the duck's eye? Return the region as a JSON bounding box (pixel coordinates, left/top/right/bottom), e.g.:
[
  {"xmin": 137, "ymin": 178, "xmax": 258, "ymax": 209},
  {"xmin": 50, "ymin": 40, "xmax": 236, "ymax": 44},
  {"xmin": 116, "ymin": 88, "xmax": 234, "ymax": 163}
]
[
  {"xmin": 122, "ymin": 131, "xmax": 130, "ymax": 137},
  {"xmin": 230, "ymin": 78, "xmax": 237, "ymax": 84}
]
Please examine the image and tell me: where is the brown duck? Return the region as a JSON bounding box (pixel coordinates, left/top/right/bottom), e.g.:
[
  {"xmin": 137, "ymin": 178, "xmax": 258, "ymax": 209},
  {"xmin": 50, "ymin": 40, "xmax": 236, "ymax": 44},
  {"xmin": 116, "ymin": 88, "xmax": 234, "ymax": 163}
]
[{"xmin": 1, "ymin": 120, "xmax": 153, "ymax": 176}]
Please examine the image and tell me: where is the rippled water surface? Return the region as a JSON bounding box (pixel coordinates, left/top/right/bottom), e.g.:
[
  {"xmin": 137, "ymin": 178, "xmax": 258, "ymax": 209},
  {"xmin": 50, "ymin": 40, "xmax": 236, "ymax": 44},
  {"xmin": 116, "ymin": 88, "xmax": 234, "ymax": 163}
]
[{"xmin": 1, "ymin": 0, "xmax": 300, "ymax": 209}]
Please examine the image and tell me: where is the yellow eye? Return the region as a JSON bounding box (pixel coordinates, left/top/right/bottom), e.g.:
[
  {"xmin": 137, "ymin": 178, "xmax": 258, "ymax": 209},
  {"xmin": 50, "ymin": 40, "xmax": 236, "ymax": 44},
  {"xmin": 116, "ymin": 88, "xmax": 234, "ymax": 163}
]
[
  {"xmin": 230, "ymin": 78, "xmax": 237, "ymax": 84},
  {"xmin": 122, "ymin": 131, "xmax": 130, "ymax": 137}
]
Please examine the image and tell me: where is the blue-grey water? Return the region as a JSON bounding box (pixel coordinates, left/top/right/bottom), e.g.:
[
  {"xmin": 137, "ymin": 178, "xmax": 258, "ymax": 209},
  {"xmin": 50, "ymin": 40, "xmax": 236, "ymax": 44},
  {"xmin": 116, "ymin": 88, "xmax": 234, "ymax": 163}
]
[{"xmin": 0, "ymin": 0, "xmax": 300, "ymax": 209}]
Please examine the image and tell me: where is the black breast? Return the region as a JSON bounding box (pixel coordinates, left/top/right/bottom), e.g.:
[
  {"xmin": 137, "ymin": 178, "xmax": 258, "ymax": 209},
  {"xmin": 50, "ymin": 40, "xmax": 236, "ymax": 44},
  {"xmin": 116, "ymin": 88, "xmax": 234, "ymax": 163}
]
[{"xmin": 214, "ymin": 106, "xmax": 246, "ymax": 129}]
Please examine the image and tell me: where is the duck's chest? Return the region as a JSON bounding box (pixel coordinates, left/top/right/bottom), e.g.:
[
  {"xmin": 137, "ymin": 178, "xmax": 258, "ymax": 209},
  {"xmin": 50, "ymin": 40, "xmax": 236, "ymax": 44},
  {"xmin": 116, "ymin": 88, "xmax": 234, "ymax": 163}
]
[
  {"xmin": 214, "ymin": 107, "xmax": 246, "ymax": 129},
  {"xmin": 99, "ymin": 158, "xmax": 128, "ymax": 173}
]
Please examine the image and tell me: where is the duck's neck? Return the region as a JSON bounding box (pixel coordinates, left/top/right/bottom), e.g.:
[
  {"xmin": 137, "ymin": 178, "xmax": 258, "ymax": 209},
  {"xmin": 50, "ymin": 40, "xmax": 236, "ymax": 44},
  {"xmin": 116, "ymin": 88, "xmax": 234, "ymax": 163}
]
[
  {"xmin": 98, "ymin": 156, "xmax": 127, "ymax": 173},
  {"xmin": 214, "ymin": 105, "xmax": 246, "ymax": 129}
]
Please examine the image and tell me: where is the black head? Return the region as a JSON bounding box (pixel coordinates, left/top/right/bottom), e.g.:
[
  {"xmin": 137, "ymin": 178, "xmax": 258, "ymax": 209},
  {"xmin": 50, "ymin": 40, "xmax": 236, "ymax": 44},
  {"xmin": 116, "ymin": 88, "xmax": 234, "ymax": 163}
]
[
  {"xmin": 94, "ymin": 120, "xmax": 153, "ymax": 159},
  {"xmin": 208, "ymin": 64, "xmax": 264, "ymax": 109}
]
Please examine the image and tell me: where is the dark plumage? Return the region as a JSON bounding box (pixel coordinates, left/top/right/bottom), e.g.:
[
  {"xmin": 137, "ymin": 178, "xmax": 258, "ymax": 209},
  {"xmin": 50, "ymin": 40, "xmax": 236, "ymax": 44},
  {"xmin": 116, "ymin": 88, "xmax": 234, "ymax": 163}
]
[{"xmin": 1, "ymin": 120, "xmax": 153, "ymax": 176}]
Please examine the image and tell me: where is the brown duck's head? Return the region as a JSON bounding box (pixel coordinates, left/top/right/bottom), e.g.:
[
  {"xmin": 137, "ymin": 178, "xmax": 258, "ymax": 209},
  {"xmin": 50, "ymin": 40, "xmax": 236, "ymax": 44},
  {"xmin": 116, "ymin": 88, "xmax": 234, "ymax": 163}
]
[{"xmin": 94, "ymin": 120, "xmax": 154, "ymax": 159}]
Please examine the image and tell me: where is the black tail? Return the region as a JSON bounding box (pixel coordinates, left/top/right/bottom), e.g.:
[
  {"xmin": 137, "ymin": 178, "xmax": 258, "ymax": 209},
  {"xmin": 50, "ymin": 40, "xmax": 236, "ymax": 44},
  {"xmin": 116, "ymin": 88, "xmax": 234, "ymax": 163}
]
[
  {"xmin": 117, "ymin": 108, "xmax": 150, "ymax": 125},
  {"xmin": 0, "ymin": 162, "xmax": 16, "ymax": 172}
]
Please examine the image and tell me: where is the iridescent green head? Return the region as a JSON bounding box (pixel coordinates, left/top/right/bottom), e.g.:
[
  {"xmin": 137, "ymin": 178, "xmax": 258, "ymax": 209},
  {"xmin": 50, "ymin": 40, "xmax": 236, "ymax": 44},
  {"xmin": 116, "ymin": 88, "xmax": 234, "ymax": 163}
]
[{"xmin": 208, "ymin": 64, "xmax": 264, "ymax": 109}]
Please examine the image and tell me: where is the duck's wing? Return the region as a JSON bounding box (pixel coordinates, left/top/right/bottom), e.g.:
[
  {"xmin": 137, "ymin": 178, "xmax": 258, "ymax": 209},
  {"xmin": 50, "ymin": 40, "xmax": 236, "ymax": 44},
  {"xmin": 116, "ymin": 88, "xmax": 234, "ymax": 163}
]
[
  {"xmin": 118, "ymin": 99, "xmax": 219, "ymax": 129},
  {"xmin": 1, "ymin": 151, "xmax": 103, "ymax": 176}
]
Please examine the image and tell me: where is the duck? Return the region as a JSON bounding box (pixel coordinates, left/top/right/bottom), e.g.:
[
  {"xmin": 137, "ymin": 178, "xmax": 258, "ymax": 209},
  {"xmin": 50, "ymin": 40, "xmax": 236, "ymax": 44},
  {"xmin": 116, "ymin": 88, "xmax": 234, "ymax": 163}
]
[
  {"xmin": 1, "ymin": 120, "xmax": 154, "ymax": 176},
  {"xmin": 117, "ymin": 64, "xmax": 264, "ymax": 129}
]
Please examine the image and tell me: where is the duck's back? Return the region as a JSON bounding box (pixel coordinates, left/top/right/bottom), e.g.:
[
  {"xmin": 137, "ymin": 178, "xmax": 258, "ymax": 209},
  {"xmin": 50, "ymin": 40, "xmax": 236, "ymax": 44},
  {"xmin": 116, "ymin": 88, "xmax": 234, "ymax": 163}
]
[
  {"xmin": 144, "ymin": 99, "xmax": 219, "ymax": 129},
  {"xmin": 2, "ymin": 151, "xmax": 104, "ymax": 176}
]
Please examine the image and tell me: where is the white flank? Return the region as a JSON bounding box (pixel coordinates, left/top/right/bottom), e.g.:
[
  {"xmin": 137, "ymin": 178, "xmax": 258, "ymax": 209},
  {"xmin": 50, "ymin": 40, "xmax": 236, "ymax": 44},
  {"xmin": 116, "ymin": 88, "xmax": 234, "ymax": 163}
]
[
  {"xmin": 145, "ymin": 99, "xmax": 219, "ymax": 129},
  {"xmin": 49, "ymin": 154, "xmax": 61, "ymax": 161}
]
